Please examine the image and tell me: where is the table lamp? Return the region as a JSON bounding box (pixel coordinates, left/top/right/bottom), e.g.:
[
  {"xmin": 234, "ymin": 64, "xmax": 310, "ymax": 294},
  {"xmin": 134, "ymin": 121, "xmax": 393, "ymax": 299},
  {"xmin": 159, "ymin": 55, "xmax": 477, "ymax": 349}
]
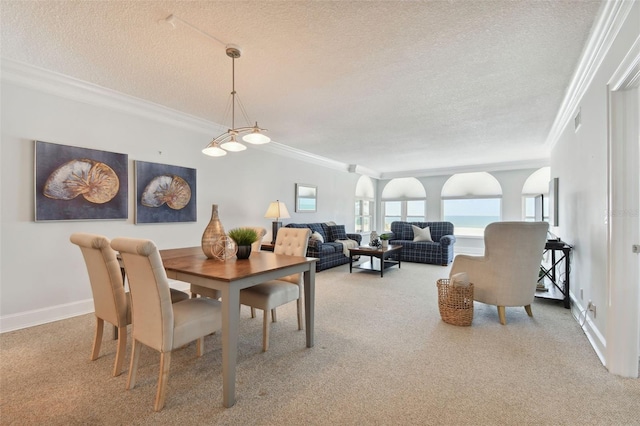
[{"xmin": 264, "ymin": 200, "xmax": 290, "ymax": 244}]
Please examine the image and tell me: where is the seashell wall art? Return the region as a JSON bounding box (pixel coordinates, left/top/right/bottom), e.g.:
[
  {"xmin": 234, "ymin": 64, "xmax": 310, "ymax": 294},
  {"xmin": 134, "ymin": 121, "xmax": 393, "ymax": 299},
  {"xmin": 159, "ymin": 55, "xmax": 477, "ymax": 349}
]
[
  {"xmin": 134, "ymin": 160, "xmax": 196, "ymax": 223},
  {"xmin": 35, "ymin": 141, "xmax": 128, "ymax": 221}
]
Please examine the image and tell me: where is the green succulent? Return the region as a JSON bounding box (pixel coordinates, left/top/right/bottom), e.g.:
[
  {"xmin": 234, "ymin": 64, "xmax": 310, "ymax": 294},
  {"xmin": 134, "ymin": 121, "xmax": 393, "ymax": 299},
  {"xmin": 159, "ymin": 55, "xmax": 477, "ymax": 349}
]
[
  {"xmin": 228, "ymin": 228, "xmax": 258, "ymax": 246},
  {"xmin": 380, "ymin": 233, "xmax": 392, "ymax": 240}
]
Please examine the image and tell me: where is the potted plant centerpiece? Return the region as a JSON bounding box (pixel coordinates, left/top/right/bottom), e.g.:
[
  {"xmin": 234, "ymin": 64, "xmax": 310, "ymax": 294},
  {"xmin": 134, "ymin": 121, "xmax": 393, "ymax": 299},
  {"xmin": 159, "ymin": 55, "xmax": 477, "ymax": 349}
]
[
  {"xmin": 228, "ymin": 227, "xmax": 259, "ymax": 259},
  {"xmin": 380, "ymin": 233, "xmax": 391, "ymax": 248}
]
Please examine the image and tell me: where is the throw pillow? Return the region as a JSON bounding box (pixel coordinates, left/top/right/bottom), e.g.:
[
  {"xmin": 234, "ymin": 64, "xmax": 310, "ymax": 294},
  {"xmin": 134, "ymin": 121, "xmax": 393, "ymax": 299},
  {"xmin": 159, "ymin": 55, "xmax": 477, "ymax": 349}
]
[
  {"xmin": 311, "ymin": 231, "xmax": 324, "ymax": 243},
  {"xmin": 412, "ymin": 225, "xmax": 432, "ymax": 242},
  {"xmin": 327, "ymin": 225, "xmax": 347, "ymax": 242},
  {"xmin": 450, "ymin": 272, "xmax": 470, "ymax": 288}
]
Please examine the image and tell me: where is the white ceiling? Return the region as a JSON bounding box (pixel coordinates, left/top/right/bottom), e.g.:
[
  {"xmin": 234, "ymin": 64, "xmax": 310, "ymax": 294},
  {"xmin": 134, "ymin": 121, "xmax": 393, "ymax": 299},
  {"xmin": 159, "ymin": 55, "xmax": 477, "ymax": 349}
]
[{"xmin": 0, "ymin": 1, "xmax": 602, "ymax": 176}]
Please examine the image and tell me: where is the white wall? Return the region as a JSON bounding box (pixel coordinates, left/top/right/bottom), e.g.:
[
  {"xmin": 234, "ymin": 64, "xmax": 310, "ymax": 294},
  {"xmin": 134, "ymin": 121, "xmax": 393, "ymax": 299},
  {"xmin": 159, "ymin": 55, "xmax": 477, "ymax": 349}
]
[
  {"xmin": 551, "ymin": 2, "xmax": 639, "ymax": 362},
  {"xmin": 0, "ymin": 73, "xmax": 360, "ymax": 331}
]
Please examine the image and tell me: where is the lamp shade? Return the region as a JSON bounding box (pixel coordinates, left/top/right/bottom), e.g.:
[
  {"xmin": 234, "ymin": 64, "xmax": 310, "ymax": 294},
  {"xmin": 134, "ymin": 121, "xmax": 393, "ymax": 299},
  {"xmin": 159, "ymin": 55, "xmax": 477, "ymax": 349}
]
[
  {"xmin": 264, "ymin": 200, "xmax": 290, "ymax": 220},
  {"xmin": 243, "ymin": 129, "xmax": 271, "ymax": 145},
  {"xmin": 202, "ymin": 145, "xmax": 227, "ymax": 157},
  {"xmin": 220, "ymin": 136, "xmax": 247, "ymax": 152}
]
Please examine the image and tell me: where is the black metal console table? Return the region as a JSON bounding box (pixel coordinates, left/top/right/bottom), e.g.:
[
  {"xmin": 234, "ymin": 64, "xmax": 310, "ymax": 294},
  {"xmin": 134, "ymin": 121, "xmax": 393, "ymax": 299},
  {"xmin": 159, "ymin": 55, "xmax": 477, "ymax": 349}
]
[{"xmin": 535, "ymin": 241, "xmax": 572, "ymax": 309}]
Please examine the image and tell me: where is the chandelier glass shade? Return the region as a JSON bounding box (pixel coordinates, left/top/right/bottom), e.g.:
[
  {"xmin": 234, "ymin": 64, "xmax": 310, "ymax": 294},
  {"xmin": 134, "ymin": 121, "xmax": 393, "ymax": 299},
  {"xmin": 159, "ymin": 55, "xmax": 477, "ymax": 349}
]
[{"xmin": 202, "ymin": 45, "xmax": 270, "ymax": 157}]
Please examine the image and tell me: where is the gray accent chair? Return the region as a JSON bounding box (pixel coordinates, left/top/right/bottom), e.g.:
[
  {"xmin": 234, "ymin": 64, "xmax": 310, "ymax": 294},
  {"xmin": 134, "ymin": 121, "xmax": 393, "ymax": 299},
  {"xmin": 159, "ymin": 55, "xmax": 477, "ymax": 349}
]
[
  {"xmin": 449, "ymin": 221, "xmax": 548, "ymax": 325},
  {"xmin": 111, "ymin": 237, "xmax": 222, "ymax": 411},
  {"xmin": 240, "ymin": 227, "xmax": 311, "ymax": 352},
  {"xmin": 70, "ymin": 233, "xmax": 189, "ymax": 377}
]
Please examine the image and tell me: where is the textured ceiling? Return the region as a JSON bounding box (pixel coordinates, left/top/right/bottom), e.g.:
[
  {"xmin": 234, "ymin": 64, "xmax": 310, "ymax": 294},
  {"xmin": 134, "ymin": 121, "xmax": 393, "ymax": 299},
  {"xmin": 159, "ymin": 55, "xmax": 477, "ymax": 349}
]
[{"xmin": 0, "ymin": 1, "xmax": 602, "ymax": 175}]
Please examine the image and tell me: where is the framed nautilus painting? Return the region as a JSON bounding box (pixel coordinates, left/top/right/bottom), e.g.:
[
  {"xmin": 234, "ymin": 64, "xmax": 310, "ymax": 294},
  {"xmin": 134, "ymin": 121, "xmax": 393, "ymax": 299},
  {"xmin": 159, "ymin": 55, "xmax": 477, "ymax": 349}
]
[
  {"xmin": 34, "ymin": 141, "xmax": 128, "ymax": 221},
  {"xmin": 134, "ymin": 160, "xmax": 196, "ymax": 224}
]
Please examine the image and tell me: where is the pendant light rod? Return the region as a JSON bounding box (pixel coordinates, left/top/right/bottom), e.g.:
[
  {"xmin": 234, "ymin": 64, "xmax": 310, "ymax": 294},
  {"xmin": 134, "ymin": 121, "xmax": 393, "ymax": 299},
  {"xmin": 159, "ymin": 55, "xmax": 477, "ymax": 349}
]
[
  {"xmin": 231, "ymin": 49, "xmax": 237, "ymax": 130},
  {"xmin": 160, "ymin": 14, "xmax": 227, "ymax": 48},
  {"xmin": 161, "ymin": 15, "xmax": 272, "ymax": 157}
]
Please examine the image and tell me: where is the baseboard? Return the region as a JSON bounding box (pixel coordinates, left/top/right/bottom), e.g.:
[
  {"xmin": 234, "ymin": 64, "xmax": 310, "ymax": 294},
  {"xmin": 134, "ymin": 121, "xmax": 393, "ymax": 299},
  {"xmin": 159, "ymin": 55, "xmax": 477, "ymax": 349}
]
[
  {"xmin": 0, "ymin": 280, "xmax": 192, "ymax": 334},
  {"xmin": 571, "ymin": 295, "xmax": 606, "ymax": 367},
  {"xmin": 0, "ymin": 298, "xmax": 94, "ymax": 334}
]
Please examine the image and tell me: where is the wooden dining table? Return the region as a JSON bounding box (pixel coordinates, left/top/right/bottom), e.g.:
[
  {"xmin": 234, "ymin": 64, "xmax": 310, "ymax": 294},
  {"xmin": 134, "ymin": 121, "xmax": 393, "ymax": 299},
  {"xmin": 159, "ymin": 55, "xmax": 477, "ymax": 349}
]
[{"xmin": 158, "ymin": 247, "xmax": 318, "ymax": 408}]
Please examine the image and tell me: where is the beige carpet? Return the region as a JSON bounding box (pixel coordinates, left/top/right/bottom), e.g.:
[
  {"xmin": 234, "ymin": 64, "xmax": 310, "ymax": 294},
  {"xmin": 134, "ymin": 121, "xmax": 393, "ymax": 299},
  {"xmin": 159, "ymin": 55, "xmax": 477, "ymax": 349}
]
[{"xmin": 1, "ymin": 261, "xmax": 639, "ymax": 425}]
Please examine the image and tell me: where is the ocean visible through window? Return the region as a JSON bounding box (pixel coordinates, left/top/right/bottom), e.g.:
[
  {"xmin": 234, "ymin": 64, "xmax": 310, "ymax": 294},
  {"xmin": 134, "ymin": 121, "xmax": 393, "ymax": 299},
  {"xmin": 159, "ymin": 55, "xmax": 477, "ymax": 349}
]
[
  {"xmin": 444, "ymin": 215, "xmax": 500, "ymax": 228},
  {"xmin": 443, "ymin": 198, "xmax": 501, "ymax": 235}
]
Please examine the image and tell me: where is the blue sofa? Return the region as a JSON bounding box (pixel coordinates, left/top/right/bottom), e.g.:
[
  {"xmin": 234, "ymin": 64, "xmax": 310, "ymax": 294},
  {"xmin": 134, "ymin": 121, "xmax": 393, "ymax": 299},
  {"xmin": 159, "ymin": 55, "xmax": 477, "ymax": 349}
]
[
  {"xmin": 388, "ymin": 221, "xmax": 456, "ymax": 266},
  {"xmin": 285, "ymin": 222, "xmax": 362, "ymax": 271}
]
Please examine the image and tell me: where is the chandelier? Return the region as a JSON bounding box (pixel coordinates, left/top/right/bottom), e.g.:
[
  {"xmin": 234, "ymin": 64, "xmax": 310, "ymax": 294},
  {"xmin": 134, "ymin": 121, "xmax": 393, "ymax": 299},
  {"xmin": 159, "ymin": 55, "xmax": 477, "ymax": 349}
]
[{"xmin": 202, "ymin": 45, "xmax": 270, "ymax": 157}]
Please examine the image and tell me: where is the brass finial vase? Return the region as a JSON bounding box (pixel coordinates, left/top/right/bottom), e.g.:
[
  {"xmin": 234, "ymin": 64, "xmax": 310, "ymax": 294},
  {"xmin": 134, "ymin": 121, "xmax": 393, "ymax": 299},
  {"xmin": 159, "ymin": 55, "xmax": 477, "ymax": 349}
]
[{"xmin": 201, "ymin": 204, "xmax": 236, "ymax": 260}]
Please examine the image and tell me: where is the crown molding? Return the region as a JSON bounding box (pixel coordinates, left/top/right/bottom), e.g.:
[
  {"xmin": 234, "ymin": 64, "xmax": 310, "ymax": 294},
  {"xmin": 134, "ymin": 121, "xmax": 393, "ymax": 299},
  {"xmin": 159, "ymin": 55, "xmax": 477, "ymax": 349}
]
[
  {"xmin": 546, "ymin": 0, "xmax": 636, "ymax": 150},
  {"xmin": 0, "ymin": 58, "xmax": 224, "ymax": 136},
  {"xmin": 1, "ymin": 57, "xmax": 378, "ymax": 176},
  {"xmin": 0, "ymin": 57, "xmax": 550, "ymax": 180},
  {"xmin": 251, "ymin": 142, "xmax": 382, "ymax": 178},
  {"xmin": 608, "ymin": 34, "xmax": 640, "ymax": 90},
  {"xmin": 379, "ymin": 158, "xmax": 550, "ymax": 180}
]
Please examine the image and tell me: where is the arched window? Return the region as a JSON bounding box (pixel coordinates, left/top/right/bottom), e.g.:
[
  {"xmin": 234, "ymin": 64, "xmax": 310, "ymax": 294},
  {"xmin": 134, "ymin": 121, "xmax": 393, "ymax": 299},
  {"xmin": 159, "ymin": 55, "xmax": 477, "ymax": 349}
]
[
  {"xmin": 441, "ymin": 172, "xmax": 502, "ymax": 235},
  {"xmin": 381, "ymin": 178, "xmax": 426, "ymax": 231},
  {"xmin": 522, "ymin": 167, "xmax": 550, "ymax": 221},
  {"xmin": 355, "ymin": 176, "xmax": 375, "ymax": 232}
]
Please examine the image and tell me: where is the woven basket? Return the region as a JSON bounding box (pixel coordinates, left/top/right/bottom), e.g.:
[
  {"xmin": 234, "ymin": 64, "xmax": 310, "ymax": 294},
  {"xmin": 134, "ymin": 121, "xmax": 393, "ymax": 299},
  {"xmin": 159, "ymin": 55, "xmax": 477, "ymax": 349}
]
[{"xmin": 437, "ymin": 279, "xmax": 474, "ymax": 326}]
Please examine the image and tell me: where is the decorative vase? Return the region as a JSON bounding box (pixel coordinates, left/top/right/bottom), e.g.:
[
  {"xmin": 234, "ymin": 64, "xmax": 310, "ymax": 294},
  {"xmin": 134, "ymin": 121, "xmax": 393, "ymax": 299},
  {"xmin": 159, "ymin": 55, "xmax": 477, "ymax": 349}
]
[
  {"xmin": 201, "ymin": 204, "xmax": 226, "ymax": 259},
  {"xmin": 369, "ymin": 231, "xmax": 379, "ymax": 247},
  {"xmin": 381, "ymin": 239, "xmax": 389, "ymax": 249},
  {"xmin": 236, "ymin": 245, "xmax": 252, "ymax": 259}
]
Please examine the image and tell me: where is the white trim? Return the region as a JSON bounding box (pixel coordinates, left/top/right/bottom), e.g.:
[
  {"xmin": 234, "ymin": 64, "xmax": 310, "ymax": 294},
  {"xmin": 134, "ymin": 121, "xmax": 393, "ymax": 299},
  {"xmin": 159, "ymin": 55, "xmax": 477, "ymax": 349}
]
[
  {"xmin": 0, "ymin": 58, "xmax": 549, "ymax": 180},
  {"xmin": 0, "ymin": 58, "xmax": 381, "ymax": 178},
  {"xmin": 0, "ymin": 281, "xmax": 190, "ymax": 333},
  {"xmin": 381, "ymin": 158, "xmax": 549, "ymax": 180},
  {"xmin": 573, "ymin": 298, "xmax": 607, "ymax": 367},
  {"xmin": 546, "ymin": 0, "xmax": 636, "ymax": 150},
  {"xmin": 605, "ymin": 42, "xmax": 640, "ymax": 377},
  {"xmin": 251, "ymin": 141, "xmax": 355, "ymax": 174},
  {"xmin": 0, "ymin": 57, "xmax": 551, "ymax": 181},
  {"xmin": 1, "ymin": 58, "xmax": 221, "ymax": 136},
  {"xmin": 609, "ymin": 35, "xmax": 640, "ymax": 90},
  {"xmin": 0, "ymin": 299, "xmax": 94, "ymax": 333}
]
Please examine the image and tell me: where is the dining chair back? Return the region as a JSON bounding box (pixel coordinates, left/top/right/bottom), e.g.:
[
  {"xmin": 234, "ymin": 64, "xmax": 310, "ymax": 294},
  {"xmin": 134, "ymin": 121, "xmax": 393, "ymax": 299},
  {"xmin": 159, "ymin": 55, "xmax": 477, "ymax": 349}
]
[
  {"xmin": 111, "ymin": 237, "xmax": 222, "ymax": 411},
  {"xmin": 240, "ymin": 227, "xmax": 311, "ymax": 351},
  {"xmin": 70, "ymin": 232, "xmax": 129, "ymax": 377},
  {"xmin": 70, "ymin": 233, "xmax": 190, "ymax": 376}
]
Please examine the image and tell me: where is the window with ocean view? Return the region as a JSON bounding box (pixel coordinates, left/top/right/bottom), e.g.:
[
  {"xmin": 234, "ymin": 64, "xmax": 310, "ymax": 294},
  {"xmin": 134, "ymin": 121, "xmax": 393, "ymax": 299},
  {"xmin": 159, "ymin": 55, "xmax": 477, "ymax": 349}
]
[
  {"xmin": 443, "ymin": 198, "xmax": 501, "ymax": 234},
  {"xmin": 442, "ymin": 172, "xmax": 502, "ymax": 236}
]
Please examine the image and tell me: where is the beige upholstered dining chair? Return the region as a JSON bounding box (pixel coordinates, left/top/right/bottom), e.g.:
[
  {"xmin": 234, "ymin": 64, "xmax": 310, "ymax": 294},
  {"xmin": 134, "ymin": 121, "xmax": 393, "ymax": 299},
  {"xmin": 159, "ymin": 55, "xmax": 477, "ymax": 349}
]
[
  {"xmin": 449, "ymin": 221, "xmax": 549, "ymax": 325},
  {"xmin": 70, "ymin": 233, "xmax": 189, "ymax": 377},
  {"xmin": 111, "ymin": 237, "xmax": 222, "ymax": 411},
  {"xmin": 240, "ymin": 227, "xmax": 310, "ymax": 351},
  {"xmin": 191, "ymin": 226, "xmax": 267, "ymax": 299}
]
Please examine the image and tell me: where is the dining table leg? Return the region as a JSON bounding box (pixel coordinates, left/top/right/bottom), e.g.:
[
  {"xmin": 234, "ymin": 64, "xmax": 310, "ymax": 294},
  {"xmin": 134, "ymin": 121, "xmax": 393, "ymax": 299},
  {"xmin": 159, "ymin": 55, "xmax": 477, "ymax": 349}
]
[
  {"xmin": 220, "ymin": 285, "xmax": 240, "ymax": 408},
  {"xmin": 303, "ymin": 266, "xmax": 316, "ymax": 348}
]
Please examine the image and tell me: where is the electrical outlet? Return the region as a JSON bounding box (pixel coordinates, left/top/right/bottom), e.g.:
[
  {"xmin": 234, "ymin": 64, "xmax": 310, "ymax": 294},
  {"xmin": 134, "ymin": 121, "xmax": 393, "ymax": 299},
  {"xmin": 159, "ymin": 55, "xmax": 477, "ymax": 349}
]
[{"xmin": 588, "ymin": 301, "xmax": 597, "ymax": 318}]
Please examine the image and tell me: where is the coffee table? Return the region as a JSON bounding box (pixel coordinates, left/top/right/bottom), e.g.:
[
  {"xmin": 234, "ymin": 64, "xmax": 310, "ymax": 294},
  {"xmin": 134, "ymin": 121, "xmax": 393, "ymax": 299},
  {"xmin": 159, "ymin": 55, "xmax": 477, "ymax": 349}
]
[{"xmin": 349, "ymin": 245, "xmax": 402, "ymax": 277}]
